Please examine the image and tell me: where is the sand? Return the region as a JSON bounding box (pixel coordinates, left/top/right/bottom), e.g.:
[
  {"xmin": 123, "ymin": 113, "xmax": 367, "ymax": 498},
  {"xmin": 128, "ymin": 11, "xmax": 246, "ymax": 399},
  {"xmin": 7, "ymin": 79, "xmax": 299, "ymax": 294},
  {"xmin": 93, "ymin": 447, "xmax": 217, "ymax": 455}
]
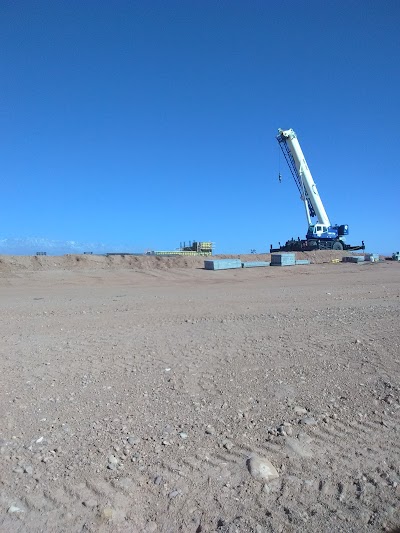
[{"xmin": 0, "ymin": 254, "xmax": 399, "ymax": 532}]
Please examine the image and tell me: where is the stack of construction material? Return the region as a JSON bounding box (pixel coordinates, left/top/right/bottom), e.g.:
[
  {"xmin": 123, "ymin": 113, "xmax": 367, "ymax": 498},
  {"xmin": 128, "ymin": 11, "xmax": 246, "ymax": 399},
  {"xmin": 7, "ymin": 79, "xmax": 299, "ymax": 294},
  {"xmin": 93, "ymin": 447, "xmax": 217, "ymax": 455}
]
[
  {"xmin": 242, "ymin": 261, "xmax": 270, "ymax": 268},
  {"xmin": 204, "ymin": 259, "xmax": 242, "ymax": 270},
  {"xmin": 365, "ymin": 253, "xmax": 379, "ymax": 262},
  {"xmin": 342, "ymin": 256, "xmax": 365, "ymax": 263},
  {"xmin": 295, "ymin": 259, "xmax": 311, "ymax": 265},
  {"xmin": 271, "ymin": 253, "xmax": 296, "ymax": 266}
]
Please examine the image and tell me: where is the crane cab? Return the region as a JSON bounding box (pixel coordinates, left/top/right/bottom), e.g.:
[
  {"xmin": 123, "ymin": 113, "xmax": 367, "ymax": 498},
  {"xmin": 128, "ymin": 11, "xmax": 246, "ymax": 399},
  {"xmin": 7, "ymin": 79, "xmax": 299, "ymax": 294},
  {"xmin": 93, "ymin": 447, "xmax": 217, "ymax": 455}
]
[{"xmin": 307, "ymin": 224, "xmax": 338, "ymax": 240}]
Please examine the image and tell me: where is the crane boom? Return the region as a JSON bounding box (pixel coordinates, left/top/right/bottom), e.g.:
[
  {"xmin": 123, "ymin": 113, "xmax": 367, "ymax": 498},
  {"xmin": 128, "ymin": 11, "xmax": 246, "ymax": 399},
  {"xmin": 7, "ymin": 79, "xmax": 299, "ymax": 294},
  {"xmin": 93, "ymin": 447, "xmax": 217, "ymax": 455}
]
[{"xmin": 277, "ymin": 128, "xmax": 330, "ymax": 226}]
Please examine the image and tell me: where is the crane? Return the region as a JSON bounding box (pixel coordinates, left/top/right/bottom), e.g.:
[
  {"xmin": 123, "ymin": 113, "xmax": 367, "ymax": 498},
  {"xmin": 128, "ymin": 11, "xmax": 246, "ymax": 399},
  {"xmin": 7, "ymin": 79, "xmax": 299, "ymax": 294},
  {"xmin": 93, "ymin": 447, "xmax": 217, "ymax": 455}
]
[{"xmin": 271, "ymin": 128, "xmax": 365, "ymax": 252}]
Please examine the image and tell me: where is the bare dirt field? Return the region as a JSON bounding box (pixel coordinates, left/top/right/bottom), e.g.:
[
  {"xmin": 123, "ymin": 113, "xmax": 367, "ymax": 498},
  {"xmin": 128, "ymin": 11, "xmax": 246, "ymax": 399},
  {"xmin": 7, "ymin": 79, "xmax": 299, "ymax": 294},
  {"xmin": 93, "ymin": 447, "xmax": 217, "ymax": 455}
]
[{"xmin": 0, "ymin": 253, "xmax": 399, "ymax": 533}]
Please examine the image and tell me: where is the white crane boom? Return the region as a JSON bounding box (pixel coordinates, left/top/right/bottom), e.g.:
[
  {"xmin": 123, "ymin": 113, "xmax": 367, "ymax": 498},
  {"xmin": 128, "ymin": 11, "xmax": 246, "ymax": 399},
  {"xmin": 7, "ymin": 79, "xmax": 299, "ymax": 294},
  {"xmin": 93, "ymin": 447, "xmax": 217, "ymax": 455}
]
[{"xmin": 278, "ymin": 128, "xmax": 331, "ymax": 227}]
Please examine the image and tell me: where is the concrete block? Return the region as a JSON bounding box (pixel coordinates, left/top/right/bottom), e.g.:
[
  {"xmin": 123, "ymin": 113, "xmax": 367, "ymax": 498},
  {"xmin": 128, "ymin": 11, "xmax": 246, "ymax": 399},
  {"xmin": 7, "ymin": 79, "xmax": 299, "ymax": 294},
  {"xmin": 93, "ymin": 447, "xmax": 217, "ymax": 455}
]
[
  {"xmin": 204, "ymin": 259, "xmax": 242, "ymax": 270},
  {"xmin": 342, "ymin": 256, "xmax": 365, "ymax": 263},
  {"xmin": 271, "ymin": 253, "xmax": 296, "ymax": 266},
  {"xmin": 241, "ymin": 261, "xmax": 270, "ymax": 268}
]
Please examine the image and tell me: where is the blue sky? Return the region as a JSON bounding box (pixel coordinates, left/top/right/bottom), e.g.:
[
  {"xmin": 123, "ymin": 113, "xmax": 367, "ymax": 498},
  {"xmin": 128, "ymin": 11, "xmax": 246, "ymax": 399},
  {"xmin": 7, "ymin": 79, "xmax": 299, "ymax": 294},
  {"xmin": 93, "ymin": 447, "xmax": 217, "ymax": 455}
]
[{"xmin": 1, "ymin": 0, "xmax": 399, "ymax": 255}]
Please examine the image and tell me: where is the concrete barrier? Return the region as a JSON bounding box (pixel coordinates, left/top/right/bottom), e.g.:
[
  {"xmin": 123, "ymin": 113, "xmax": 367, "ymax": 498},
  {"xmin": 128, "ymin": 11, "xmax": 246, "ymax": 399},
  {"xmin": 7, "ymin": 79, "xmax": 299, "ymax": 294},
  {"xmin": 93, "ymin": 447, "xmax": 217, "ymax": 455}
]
[
  {"xmin": 242, "ymin": 261, "xmax": 270, "ymax": 268},
  {"xmin": 204, "ymin": 259, "xmax": 242, "ymax": 270},
  {"xmin": 271, "ymin": 253, "xmax": 296, "ymax": 266}
]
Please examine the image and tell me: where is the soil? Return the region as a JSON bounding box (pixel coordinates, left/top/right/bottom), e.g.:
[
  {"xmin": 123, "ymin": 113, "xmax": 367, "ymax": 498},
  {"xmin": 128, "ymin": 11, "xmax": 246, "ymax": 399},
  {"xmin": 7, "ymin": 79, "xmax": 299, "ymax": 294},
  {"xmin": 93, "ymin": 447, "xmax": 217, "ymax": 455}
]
[{"xmin": 0, "ymin": 253, "xmax": 399, "ymax": 532}]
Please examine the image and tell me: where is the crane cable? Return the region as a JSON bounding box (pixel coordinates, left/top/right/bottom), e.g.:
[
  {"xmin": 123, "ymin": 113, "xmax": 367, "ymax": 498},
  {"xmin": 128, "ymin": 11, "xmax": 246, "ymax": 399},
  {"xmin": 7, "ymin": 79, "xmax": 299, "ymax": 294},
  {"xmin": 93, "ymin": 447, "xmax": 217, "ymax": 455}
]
[{"xmin": 278, "ymin": 144, "xmax": 282, "ymax": 183}]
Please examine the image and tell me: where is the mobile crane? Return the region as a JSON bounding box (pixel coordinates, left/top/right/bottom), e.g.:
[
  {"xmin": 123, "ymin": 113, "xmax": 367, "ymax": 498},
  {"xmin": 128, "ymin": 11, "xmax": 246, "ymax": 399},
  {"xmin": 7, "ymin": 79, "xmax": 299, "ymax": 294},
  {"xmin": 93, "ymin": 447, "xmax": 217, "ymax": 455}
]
[{"xmin": 270, "ymin": 128, "xmax": 365, "ymax": 253}]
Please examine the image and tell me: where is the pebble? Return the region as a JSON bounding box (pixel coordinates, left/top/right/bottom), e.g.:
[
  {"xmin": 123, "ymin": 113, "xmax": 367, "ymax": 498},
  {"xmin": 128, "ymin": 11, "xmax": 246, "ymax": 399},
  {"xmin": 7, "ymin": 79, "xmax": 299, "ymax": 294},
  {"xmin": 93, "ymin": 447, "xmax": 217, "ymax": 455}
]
[
  {"xmin": 223, "ymin": 440, "xmax": 233, "ymax": 451},
  {"xmin": 8, "ymin": 505, "xmax": 24, "ymax": 513},
  {"xmin": 12, "ymin": 466, "xmax": 24, "ymax": 474},
  {"xmin": 154, "ymin": 476, "xmax": 162, "ymax": 485},
  {"xmin": 102, "ymin": 507, "xmax": 114, "ymax": 519},
  {"xmin": 127, "ymin": 436, "xmax": 140, "ymax": 445},
  {"xmin": 247, "ymin": 456, "xmax": 279, "ymax": 482},
  {"xmin": 294, "ymin": 406, "xmax": 307, "ymax": 415},
  {"xmin": 205, "ymin": 425, "xmax": 216, "ymax": 435},
  {"xmin": 179, "ymin": 432, "xmax": 188, "ymax": 439},
  {"xmin": 24, "ymin": 466, "xmax": 33, "ymax": 475},
  {"xmin": 169, "ymin": 489, "xmax": 181, "ymax": 499},
  {"xmin": 299, "ymin": 417, "xmax": 318, "ymax": 425},
  {"xmin": 108, "ymin": 455, "xmax": 119, "ymax": 465}
]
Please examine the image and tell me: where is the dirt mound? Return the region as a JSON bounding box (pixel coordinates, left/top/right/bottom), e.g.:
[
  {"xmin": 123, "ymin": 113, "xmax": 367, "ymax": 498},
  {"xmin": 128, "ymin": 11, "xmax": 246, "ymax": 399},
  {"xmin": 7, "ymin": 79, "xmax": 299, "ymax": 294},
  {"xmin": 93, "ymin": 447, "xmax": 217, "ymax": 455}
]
[{"xmin": 0, "ymin": 251, "xmax": 354, "ymax": 274}]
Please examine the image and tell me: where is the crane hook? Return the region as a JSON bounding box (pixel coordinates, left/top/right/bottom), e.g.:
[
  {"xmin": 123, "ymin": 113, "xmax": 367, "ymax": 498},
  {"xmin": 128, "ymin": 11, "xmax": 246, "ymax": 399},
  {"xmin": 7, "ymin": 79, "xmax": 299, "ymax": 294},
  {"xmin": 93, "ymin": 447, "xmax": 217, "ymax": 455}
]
[{"xmin": 278, "ymin": 172, "xmax": 282, "ymax": 183}]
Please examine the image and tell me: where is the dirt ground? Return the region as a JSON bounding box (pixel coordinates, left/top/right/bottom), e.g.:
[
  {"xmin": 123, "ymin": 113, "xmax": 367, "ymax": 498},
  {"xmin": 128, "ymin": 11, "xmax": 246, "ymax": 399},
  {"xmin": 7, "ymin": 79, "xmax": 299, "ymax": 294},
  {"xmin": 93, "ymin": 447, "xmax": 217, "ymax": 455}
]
[{"xmin": 0, "ymin": 253, "xmax": 399, "ymax": 533}]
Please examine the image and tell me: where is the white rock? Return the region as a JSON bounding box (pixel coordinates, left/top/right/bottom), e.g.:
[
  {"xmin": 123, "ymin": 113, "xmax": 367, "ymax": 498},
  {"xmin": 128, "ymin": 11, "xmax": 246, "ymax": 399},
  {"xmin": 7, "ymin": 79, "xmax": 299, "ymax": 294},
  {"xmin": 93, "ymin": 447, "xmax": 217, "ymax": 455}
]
[
  {"xmin": 299, "ymin": 417, "xmax": 318, "ymax": 425},
  {"xmin": 8, "ymin": 505, "xmax": 24, "ymax": 513},
  {"xmin": 223, "ymin": 439, "xmax": 233, "ymax": 450},
  {"xmin": 102, "ymin": 507, "xmax": 114, "ymax": 519},
  {"xmin": 247, "ymin": 456, "xmax": 279, "ymax": 482}
]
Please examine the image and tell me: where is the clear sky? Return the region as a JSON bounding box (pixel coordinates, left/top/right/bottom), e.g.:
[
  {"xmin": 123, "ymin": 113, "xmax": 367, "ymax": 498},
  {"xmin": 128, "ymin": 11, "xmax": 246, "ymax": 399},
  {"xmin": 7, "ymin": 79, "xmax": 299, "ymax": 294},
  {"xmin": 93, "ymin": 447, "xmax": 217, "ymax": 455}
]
[{"xmin": 1, "ymin": 0, "xmax": 399, "ymax": 255}]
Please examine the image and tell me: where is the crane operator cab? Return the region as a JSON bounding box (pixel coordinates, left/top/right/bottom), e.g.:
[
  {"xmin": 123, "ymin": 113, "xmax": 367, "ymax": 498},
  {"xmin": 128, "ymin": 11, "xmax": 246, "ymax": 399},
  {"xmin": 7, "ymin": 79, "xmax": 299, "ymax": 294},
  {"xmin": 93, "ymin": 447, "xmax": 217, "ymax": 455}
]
[
  {"xmin": 307, "ymin": 224, "xmax": 338, "ymax": 239},
  {"xmin": 307, "ymin": 223, "xmax": 349, "ymax": 240}
]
